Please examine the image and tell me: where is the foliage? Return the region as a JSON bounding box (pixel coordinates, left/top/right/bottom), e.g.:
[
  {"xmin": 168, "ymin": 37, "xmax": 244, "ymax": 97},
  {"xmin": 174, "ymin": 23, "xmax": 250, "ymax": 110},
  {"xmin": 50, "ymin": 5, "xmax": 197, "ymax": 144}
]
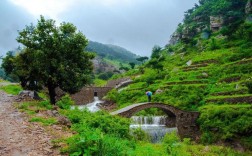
[
  {"xmin": 86, "ymin": 41, "xmax": 139, "ymax": 64},
  {"xmin": 136, "ymin": 56, "xmax": 149, "ymax": 64},
  {"xmin": 131, "ymin": 127, "xmax": 150, "ymax": 142},
  {"xmin": 129, "ymin": 62, "xmax": 135, "ymax": 69},
  {"xmin": 97, "ymin": 71, "xmax": 114, "ymax": 80},
  {"xmin": 61, "ymin": 109, "xmax": 136, "ymax": 155},
  {"xmin": 93, "ymin": 78, "xmax": 107, "ymax": 87},
  {"xmin": 62, "ymin": 109, "xmax": 131, "ymax": 138},
  {"xmin": 150, "ymin": 45, "xmax": 162, "ymax": 59},
  {"xmin": 0, "ymin": 84, "xmax": 22, "ymax": 95},
  {"xmin": 2, "ymin": 16, "xmax": 95, "ymax": 104},
  {"xmin": 198, "ymin": 105, "xmax": 252, "ymax": 143},
  {"xmin": 245, "ymin": 80, "xmax": 252, "ymax": 94},
  {"xmin": 56, "ymin": 94, "xmax": 74, "ymax": 109}
]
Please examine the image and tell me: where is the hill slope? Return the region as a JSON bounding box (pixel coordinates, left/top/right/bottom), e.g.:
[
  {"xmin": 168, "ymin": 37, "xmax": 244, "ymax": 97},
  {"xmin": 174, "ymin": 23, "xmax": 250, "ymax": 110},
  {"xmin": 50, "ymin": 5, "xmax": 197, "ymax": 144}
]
[
  {"xmin": 86, "ymin": 41, "xmax": 139, "ymax": 64},
  {"xmin": 106, "ymin": 0, "xmax": 252, "ymax": 150}
]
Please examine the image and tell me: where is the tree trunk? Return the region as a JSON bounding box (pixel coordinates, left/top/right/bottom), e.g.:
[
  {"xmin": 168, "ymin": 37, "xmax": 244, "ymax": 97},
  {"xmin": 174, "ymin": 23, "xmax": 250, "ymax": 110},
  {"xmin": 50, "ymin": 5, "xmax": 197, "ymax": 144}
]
[{"xmin": 47, "ymin": 82, "xmax": 56, "ymax": 105}]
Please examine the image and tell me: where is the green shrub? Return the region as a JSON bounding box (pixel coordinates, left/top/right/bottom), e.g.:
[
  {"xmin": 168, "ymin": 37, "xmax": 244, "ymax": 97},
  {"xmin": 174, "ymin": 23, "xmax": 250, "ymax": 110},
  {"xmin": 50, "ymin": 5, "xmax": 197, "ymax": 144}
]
[
  {"xmin": 131, "ymin": 127, "xmax": 150, "ymax": 142},
  {"xmin": 65, "ymin": 126, "xmax": 135, "ymax": 156},
  {"xmin": 56, "ymin": 94, "xmax": 74, "ymax": 109},
  {"xmin": 63, "ymin": 109, "xmax": 131, "ymax": 138},
  {"xmin": 198, "ymin": 105, "xmax": 252, "ymax": 143},
  {"xmin": 245, "ymin": 80, "xmax": 252, "ymax": 94},
  {"xmin": 39, "ymin": 100, "xmax": 53, "ymax": 110}
]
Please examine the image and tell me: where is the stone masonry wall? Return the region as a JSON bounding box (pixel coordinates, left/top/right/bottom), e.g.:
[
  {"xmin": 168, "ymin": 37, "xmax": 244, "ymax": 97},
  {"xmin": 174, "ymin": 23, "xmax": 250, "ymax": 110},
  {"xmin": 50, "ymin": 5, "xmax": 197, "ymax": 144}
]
[{"xmin": 71, "ymin": 87, "xmax": 113, "ymax": 105}]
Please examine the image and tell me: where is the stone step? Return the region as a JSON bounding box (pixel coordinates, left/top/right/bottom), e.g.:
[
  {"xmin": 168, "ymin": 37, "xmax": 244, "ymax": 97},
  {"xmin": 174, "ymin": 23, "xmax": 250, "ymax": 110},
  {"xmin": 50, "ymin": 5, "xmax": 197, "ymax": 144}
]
[
  {"xmin": 219, "ymin": 76, "xmax": 241, "ymax": 83},
  {"xmin": 206, "ymin": 95, "xmax": 252, "ymax": 104},
  {"xmin": 162, "ymin": 84, "xmax": 207, "ymax": 89},
  {"xmin": 166, "ymin": 80, "xmax": 208, "ymax": 85},
  {"xmin": 193, "ymin": 59, "xmax": 218, "ymax": 65},
  {"xmin": 182, "ymin": 63, "xmax": 209, "ymax": 71},
  {"xmin": 210, "ymin": 89, "xmax": 248, "ymax": 96}
]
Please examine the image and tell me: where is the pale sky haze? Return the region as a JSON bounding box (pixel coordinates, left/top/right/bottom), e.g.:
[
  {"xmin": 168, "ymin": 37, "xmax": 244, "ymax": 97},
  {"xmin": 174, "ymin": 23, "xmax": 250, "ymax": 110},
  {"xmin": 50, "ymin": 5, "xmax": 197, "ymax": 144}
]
[{"xmin": 0, "ymin": 0, "xmax": 198, "ymax": 56}]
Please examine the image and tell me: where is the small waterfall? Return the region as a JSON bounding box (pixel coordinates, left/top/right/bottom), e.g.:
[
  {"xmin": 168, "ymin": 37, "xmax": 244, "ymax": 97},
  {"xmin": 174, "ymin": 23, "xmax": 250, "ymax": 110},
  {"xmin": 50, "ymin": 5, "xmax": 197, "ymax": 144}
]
[
  {"xmin": 130, "ymin": 116, "xmax": 177, "ymax": 143},
  {"xmin": 72, "ymin": 96, "xmax": 103, "ymax": 112},
  {"xmin": 131, "ymin": 116, "xmax": 167, "ymax": 125}
]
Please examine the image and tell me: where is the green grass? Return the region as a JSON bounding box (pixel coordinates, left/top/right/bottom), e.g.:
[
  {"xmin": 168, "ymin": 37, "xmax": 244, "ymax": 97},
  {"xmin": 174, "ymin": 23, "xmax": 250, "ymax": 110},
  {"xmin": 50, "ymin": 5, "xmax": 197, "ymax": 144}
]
[
  {"xmin": 0, "ymin": 84, "xmax": 22, "ymax": 95},
  {"xmin": 93, "ymin": 78, "xmax": 107, "ymax": 87},
  {"xmin": 29, "ymin": 117, "xmax": 57, "ymax": 126},
  {"xmin": 18, "ymin": 101, "xmax": 53, "ymax": 113}
]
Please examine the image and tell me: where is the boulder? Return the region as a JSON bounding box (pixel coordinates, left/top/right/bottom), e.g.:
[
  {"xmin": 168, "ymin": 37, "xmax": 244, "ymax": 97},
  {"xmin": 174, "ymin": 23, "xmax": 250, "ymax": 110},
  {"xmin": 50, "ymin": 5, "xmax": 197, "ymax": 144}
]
[
  {"xmin": 210, "ymin": 16, "xmax": 224, "ymax": 31},
  {"xmin": 201, "ymin": 32, "xmax": 210, "ymax": 39},
  {"xmin": 186, "ymin": 60, "xmax": 192, "ymax": 66},
  {"xmin": 57, "ymin": 116, "xmax": 71, "ymax": 127},
  {"xmin": 246, "ymin": 0, "xmax": 252, "ymax": 14},
  {"xmin": 18, "ymin": 90, "xmax": 42, "ymax": 100},
  {"xmin": 202, "ymin": 72, "xmax": 209, "ymax": 78},
  {"xmin": 155, "ymin": 89, "xmax": 163, "ymax": 94}
]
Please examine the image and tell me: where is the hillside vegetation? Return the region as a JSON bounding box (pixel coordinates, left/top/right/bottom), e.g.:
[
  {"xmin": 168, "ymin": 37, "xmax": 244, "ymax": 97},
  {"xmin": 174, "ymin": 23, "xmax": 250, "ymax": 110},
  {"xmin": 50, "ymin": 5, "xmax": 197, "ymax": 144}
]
[
  {"xmin": 106, "ymin": 0, "xmax": 252, "ymax": 150},
  {"xmin": 86, "ymin": 41, "xmax": 139, "ymax": 64}
]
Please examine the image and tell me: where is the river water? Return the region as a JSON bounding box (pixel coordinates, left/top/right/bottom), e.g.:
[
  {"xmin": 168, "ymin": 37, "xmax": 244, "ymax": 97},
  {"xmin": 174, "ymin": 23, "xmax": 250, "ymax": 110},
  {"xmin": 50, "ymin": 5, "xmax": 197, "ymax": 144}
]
[
  {"xmin": 130, "ymin": 116, "xmax": 177, "ymax": 143},
  {"xmin": 73, "ymin": 98, "xmax": 177, "ymax": 142},
  {"xmin": 71, "ymin": 96, "xmax": 103, "ymax": 112}
]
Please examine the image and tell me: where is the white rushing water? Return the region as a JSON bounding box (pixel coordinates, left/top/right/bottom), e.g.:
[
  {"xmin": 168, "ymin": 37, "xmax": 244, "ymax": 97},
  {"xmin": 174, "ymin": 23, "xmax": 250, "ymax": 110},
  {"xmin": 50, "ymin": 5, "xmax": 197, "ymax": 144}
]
[
  {"xmin": 130, "ymin": 116, "xmax": 177, "ymax": 143},
  {"xmin": 71, "ymin": 96, "xmax": 103, "ymax": 112}
]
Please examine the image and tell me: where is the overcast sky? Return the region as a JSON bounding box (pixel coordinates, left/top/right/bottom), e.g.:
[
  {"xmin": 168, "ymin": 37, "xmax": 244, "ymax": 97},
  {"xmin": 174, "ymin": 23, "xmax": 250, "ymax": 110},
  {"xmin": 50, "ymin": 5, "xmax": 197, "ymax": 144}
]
[{"xmin": 0, "ymin": 0, "xmax": 198, "ymax": 57}]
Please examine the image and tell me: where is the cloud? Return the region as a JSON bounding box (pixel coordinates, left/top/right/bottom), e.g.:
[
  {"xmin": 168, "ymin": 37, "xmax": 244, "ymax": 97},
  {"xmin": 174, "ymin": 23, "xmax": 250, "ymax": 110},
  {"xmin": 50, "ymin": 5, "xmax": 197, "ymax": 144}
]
[
  {"xmin": 9, "ymin": 0, "xmax": 78, "ymax": 19},
  {"xmin": 2, "ymin": 0, "xmax": 198, "ymax": 57},
  {"xmin": 0, "ymin": 0, "xmax": 34, "ymax": 56}
]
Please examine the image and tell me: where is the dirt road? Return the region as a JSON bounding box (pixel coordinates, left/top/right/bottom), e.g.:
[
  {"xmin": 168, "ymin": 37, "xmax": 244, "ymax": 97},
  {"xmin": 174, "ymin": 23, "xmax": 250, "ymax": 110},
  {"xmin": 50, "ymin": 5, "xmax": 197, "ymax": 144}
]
[{"xmin": 0, "ymin": 90, "xmax": 60, "ymax": 156}]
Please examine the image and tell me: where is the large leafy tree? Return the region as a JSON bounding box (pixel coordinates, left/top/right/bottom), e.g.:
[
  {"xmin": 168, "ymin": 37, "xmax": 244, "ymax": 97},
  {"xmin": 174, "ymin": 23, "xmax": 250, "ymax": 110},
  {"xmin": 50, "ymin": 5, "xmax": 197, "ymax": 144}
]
[{"xmin": 4, "ymin": 16, "xmax": 94, "ymax": 104}]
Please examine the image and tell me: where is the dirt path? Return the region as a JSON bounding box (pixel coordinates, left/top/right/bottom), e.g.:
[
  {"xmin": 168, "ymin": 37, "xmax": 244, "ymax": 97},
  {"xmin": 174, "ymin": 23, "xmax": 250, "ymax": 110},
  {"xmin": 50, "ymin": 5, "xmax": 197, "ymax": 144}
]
[{"xmin": 0, "ymin": 90, "xmax": 60, "ymax": 156}]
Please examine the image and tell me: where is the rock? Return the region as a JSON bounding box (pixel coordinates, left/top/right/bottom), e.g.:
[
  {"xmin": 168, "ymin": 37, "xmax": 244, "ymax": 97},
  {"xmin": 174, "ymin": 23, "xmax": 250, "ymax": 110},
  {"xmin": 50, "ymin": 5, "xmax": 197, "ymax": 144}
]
[
  {"xmin": 169, "ymin": 32, "xmax": 180, "ymax": 45},
  {"xmin": 202, "ymin": 72, "xmax": 209, "ymax": 78},
  {"xmin": 52, "ymin": 110, "xmax": 59, "ymax": 117},
  {"xmin": 186, "ymin": 60, "xmax": 192, "ymax": 66},
  {"xmin": 246, "ymin": 15, "xmax": 252, "ymax": 23},
  {"xmin": 46, "ymin": 110, "xmax": 54, "ymax": 117},
  {"xmin": 18, "ymin": 90, "xmax": 42, "ymax": 100},
  {"xmin": 52, "ymin": 125, "xmax": 62, "ymax": 130},
  {"xmin": 246, "ymin": 0, "xmax": 252, "ymax": 14},
  {"xmin": 201, "ymin": 32, "xmax": 210, "ymax": 39},
  {"xmin": 155, "ymin": 89, "xmax": 163, "ymax": 94},
  {"xmin": 57, "ymin": 116, "xmax": 71, "ymax": 127},
  {"xmin": 210, "ymin": 16, "xmax": 223, "ymax": 31}
]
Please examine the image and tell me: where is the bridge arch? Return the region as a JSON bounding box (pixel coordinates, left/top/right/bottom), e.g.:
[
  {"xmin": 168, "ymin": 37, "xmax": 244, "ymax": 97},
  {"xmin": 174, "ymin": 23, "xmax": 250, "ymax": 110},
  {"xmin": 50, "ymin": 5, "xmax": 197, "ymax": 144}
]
[{"xmin": 111, "ymin": 102, "xmax": 200, "ymax": 140}]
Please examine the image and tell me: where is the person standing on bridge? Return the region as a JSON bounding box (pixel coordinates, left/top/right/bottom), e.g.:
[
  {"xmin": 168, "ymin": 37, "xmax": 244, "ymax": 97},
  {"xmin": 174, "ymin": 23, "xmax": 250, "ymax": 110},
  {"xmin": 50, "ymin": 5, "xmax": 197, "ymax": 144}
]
[{"xmin": 146, "ymin": 91, "xmax": 152, "ymax": 102}]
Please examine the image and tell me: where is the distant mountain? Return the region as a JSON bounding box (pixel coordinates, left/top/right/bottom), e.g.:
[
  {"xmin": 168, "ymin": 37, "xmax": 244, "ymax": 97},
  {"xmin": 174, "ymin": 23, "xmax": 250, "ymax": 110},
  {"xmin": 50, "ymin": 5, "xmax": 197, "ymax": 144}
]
[{"xmin": 85, "ymin": 41, "xmax": 139, "ymax": 64}]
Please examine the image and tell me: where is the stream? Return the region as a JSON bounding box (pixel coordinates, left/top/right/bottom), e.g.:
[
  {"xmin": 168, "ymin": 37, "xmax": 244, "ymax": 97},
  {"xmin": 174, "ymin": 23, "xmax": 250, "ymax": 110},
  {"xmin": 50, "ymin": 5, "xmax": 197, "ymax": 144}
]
[
  {"xmin": 73, "ymin": 97, "xmax": 177, "ymax": 142},
  {"xmin": 71, "ymin": 96, "xmax": 103, "ymax": 112}
]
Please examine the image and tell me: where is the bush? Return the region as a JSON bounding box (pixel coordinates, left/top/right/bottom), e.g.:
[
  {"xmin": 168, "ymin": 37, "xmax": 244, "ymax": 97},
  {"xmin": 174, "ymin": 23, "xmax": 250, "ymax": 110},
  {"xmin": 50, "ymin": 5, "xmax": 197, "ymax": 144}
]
[
  {"xmin": 131, "ymin": 127, "xmax": 150, "ymax": 142},
  {"xmin": 198, "ymin": 105, "xmax": 252, "ymax": 143},
  {"xmin": 61, "ymin": 109, "xmax": 135, "ymax": 156},
  {"xmin": 56, "ymin": 94, "xmax": 74, "ymax": 109},
  {"xmin": 245, "ymin": 80, "xmax": 252, "ymax": 94}
]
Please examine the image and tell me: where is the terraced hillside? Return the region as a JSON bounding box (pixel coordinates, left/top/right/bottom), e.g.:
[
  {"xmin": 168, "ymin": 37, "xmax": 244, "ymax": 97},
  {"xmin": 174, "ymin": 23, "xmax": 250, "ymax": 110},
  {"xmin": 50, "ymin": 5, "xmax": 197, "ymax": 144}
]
[
  {"xmin": 105, "ymin": 0, "xmax": 252, "ymax": 149},
  {"xmin": 106, "ymin": 46, "xmax": 252, "ymax": 149}
]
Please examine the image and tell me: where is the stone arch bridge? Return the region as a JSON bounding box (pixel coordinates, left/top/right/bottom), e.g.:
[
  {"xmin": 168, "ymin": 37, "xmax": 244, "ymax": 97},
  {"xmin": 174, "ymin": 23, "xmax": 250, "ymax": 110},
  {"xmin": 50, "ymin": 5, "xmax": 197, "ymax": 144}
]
[{"xmin": 111, "ymin": 102, "xmax": 200, "ymax": 140}]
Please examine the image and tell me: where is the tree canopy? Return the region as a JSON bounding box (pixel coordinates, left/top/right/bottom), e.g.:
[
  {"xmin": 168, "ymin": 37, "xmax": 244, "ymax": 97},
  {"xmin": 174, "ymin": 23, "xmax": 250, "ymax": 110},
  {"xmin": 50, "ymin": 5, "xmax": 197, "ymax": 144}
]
[{"xmin": 2, "ymin": 16, "xmax": 94, "ymax": 104}]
